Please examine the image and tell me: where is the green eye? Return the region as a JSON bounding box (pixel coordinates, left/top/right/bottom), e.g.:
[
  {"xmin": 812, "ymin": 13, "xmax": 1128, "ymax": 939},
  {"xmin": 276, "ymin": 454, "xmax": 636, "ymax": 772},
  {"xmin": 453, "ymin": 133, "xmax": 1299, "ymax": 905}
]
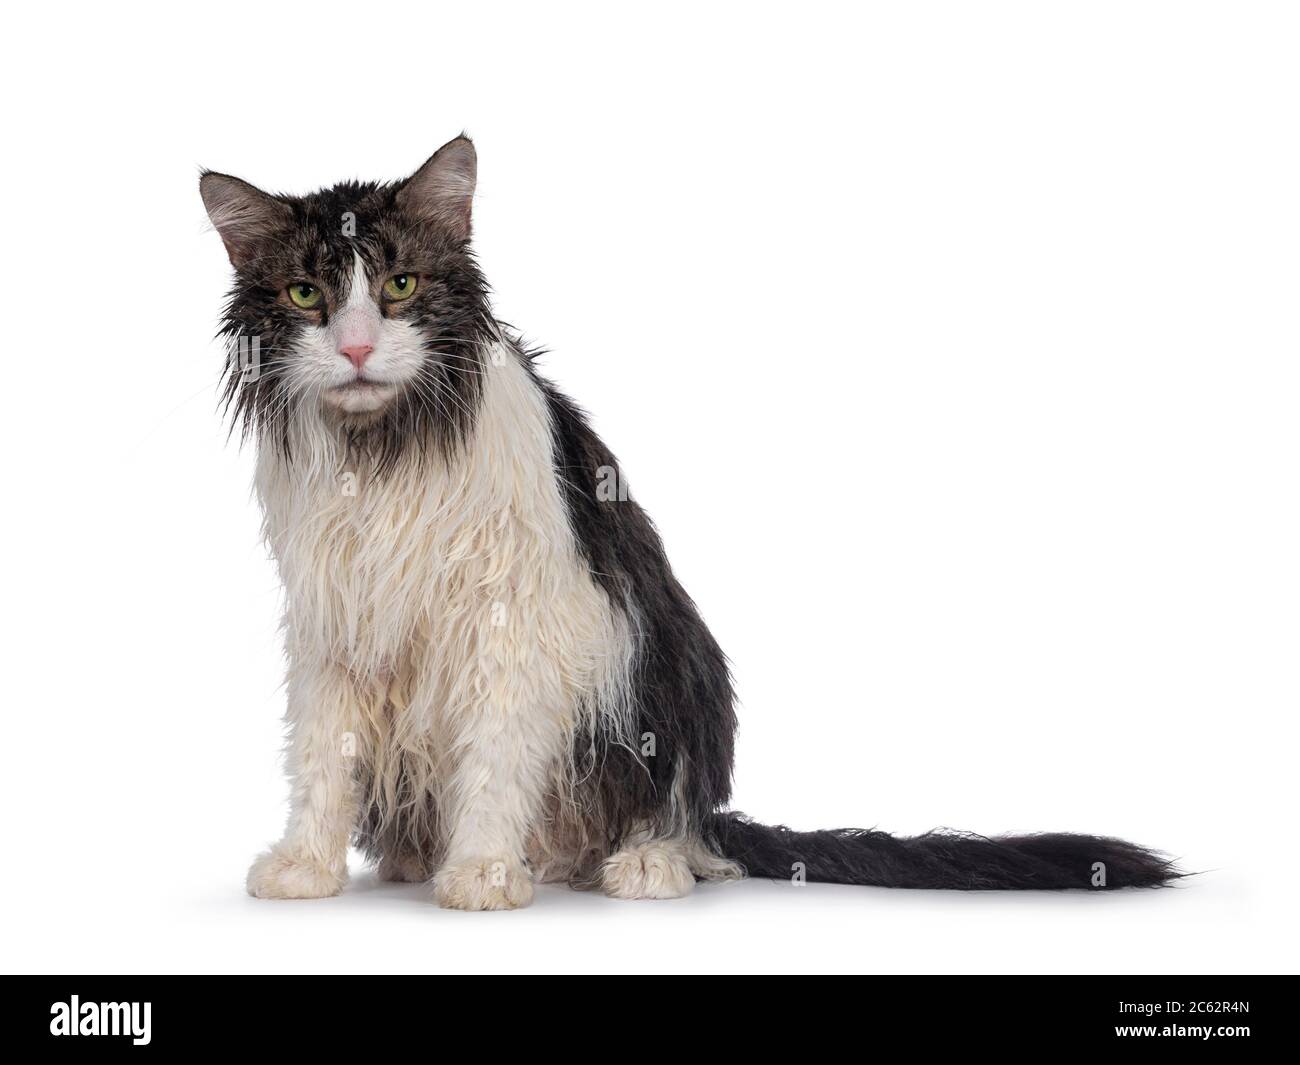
[
  {"xmin": 288, "ymin": 282, "xmax": 322, "ymax": 309},
  {"xmin": 383, "ymin": 273, "xmax": 417, "ymax": 301}
]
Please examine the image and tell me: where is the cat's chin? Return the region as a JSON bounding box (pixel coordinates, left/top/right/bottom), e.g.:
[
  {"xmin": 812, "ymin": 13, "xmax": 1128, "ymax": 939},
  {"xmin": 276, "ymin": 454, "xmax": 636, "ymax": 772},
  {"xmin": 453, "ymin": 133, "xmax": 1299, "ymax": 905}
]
[{"xmin": 322, "ymin": 381, "xmax": 398, "ymax": 417}]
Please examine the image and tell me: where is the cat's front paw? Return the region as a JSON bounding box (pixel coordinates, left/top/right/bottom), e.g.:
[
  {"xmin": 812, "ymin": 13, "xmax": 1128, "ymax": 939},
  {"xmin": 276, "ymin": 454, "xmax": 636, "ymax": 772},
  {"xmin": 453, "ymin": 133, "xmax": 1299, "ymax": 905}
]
[
  {"xmin": 247, "ymin": 846, "xmax": 345, "ymax": 899},
  {"xmin": 433, "ymin": 857, "xmax": 534, "ymax": 911}
]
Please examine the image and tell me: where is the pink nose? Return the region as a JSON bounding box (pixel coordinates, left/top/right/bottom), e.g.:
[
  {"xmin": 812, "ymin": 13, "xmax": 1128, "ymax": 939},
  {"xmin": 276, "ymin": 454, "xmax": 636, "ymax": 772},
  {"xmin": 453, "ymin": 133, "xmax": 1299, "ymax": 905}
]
[{"xmin": 341, "ymin": 344, "xmax": 373, "ymax": 370}]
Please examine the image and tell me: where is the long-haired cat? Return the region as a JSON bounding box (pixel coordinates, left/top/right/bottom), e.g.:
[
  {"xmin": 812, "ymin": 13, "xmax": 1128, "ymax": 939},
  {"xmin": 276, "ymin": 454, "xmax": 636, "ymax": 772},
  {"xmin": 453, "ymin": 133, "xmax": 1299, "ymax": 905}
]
[{"xmin": 202, "ymin": 136, "xmax": 1179, "ymax": 909}]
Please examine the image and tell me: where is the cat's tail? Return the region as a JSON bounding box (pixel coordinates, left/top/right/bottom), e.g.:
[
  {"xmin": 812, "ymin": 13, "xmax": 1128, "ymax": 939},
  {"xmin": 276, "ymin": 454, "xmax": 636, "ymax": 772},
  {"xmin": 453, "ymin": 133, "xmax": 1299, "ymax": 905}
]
[{"xmin": 704, "ymin": 812, "xmax": 1181, "ymax": 890}]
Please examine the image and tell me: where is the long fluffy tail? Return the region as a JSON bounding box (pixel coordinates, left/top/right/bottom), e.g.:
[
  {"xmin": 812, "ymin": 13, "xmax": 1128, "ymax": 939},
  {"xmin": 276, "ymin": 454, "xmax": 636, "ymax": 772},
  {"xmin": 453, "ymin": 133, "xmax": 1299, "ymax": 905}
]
[{"xmin": 705, "ymin": 812, "xmax": 1180, "ymax": 890}]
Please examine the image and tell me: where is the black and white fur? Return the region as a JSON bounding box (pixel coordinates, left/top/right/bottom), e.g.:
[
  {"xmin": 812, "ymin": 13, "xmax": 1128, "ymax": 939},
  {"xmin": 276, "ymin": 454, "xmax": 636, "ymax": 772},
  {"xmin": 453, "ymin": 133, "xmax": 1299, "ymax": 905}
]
[{"xmin": 202, "ymin": 136, "xmax": 1179, "ymax": 908}]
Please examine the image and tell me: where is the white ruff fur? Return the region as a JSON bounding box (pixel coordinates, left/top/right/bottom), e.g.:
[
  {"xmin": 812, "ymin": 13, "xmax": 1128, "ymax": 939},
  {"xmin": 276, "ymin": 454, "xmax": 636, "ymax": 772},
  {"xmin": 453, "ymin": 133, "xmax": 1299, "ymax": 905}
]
[{"xmin": 247, "ymin": 342, "xmax": 646, "ymax": 908}]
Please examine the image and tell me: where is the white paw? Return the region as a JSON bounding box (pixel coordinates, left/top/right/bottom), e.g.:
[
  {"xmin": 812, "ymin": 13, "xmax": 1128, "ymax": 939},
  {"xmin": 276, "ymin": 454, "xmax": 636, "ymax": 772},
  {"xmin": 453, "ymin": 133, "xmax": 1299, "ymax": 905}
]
[
  {"xmin": 246, "ymin": 846, "xmax": 345, "ymax": 899},
  {"xmin": 434, "ymin": 858, "xmax": 534, "ymax": 911},
  {"xmin": 601, "ymin": 843, "xmax": 696, "ymax": 900}
]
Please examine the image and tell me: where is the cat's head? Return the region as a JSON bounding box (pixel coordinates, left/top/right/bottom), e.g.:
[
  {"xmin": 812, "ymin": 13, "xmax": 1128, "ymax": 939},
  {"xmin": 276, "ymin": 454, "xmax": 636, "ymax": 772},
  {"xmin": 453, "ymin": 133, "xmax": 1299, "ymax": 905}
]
[{"xmin": 201, "ymin": 135, "xmax": 489, "ymax": 463}]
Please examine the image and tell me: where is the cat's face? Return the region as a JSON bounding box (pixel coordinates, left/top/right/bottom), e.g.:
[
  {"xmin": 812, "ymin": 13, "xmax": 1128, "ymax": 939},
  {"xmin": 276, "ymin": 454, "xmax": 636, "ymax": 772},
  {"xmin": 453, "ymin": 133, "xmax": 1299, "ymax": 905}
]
[{"xmin": 202, "ymin": 136, "xmax": 487, "ymax": 461}]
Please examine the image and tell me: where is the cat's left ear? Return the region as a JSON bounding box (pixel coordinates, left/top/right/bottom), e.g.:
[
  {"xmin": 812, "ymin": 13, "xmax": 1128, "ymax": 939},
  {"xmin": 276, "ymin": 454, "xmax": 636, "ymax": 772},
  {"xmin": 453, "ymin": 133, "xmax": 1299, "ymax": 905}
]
[
  {"xmin": 396, "ymin": 135, "xmax": 477, "ymax": 241},
  {"xmin": 200, "ymin": 171, "xmax": 291, "ymax": 268}
]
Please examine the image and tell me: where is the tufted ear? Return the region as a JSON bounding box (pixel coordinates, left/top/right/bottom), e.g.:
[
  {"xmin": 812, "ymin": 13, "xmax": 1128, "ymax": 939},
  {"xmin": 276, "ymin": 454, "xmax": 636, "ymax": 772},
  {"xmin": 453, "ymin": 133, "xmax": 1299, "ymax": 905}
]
[
  {"xmin": 200, "ymin": 171, "xmax": 292, "ymax": 267},
  {"xmin": 395, "ymin": 135, "xmax": 477, "ymax": 240}
]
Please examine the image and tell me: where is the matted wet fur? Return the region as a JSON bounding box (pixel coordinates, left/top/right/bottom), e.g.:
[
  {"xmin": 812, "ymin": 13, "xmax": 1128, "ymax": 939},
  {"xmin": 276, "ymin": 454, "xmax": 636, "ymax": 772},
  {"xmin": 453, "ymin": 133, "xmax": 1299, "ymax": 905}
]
[{"xmin": 202, "ymin": 136, "xmax": 1181, "ymax": 909}]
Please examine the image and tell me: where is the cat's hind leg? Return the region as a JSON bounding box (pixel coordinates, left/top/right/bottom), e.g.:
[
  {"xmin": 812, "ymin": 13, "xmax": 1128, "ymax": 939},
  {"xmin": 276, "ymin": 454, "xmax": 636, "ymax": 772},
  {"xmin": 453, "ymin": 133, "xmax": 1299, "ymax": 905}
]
[
  {"xmin": 377, "ymin": 845, "xmax": 435, "ymax": 884},
  {"xmin": 600, "ymin": 837, "xmax": 742, "ymax": 900},
  {"xmin": 355, "ymin": 779, "xmax": 441, "ymax": 884}
]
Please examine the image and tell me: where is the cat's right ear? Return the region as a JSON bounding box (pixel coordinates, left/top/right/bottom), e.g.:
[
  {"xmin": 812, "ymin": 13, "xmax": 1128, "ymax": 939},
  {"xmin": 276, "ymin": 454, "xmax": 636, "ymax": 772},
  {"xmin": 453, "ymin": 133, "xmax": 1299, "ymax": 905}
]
[{"xmin": 200, "ymin": 171, "xmax": 291, "ymax": 268}]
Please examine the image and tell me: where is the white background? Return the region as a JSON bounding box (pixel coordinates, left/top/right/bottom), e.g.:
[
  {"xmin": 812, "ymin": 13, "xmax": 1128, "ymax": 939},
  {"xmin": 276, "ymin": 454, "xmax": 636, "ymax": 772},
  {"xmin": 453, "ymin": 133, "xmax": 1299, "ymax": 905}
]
[{"xmin": 2, "ymin": 1, "xmax": 1296, "ymax": 974}]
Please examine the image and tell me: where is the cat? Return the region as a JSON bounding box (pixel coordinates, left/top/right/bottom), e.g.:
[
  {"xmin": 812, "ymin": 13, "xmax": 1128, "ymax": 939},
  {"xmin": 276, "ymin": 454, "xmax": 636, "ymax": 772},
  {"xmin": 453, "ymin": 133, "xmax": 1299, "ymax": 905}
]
[{"xmin": 201, "ymin": 135, "xmax": 1180, "ymax": 909}]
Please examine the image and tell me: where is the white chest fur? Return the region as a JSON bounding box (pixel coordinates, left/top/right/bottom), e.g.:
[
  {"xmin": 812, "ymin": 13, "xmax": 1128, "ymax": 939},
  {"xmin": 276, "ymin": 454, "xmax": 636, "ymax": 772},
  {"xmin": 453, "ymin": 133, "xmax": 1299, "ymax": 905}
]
[{"xmin": 255, "ymin": 346, "xmax": 631, "ymax": 749}]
